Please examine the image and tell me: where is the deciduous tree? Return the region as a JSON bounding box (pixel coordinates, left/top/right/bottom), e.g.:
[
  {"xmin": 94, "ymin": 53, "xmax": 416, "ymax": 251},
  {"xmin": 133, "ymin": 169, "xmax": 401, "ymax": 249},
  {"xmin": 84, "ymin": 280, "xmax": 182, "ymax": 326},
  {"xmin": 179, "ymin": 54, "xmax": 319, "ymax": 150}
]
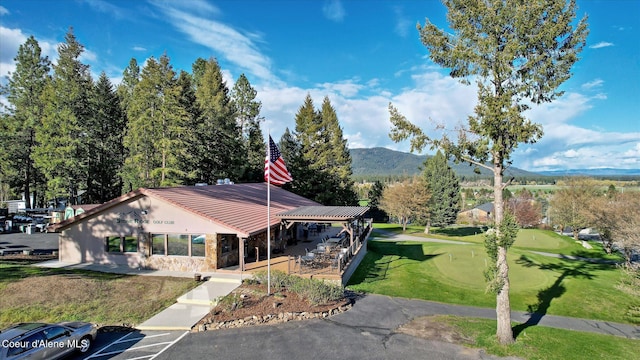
[
  {"xmin": 550, "ymin": 177, "xmax": 599, "ymax": 242},
  {"xmin": 379, "ymin": 177, "xmax": 430, "ymax": 232},
  {"xmin": 507, "ymin": 189, "xmax": 542, "ymax": 228},
  {"xmin": 388, "ymin": 0, "xmax": 588, "ymax": 343}
]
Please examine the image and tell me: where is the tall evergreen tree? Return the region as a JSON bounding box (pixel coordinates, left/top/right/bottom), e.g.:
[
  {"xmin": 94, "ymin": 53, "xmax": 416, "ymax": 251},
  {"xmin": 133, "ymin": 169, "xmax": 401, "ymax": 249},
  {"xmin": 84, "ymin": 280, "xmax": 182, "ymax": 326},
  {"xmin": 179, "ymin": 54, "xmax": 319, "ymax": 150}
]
[
  {"xmin": 85, "ymin": 72, "xmax": 126, "ymax": 203},
  {"xmin": 231, "ymin": 74, "xmax": 264, "ymax": 182},
  {"xmin": 389, "ymin": 0, "xmax": 588, "ymax": 343},
  {"xmin": 1, "ymin": 36, "xmax": 50, "ymax": 208},
  {"xmin": 292, "ymin": 94, "xmax": 323, "ymax": 199},
  {"xmin": 187, "ymin": 58, "xmax": 242, "ymax": 184},
  {"xmin": 116, "ymin": 58, "xmax": 140, "ymax": 115},
  {"xmin": 290, "ymin": 95, "xmax": 357, "ymax": 205},
  {"xmin": 175, "ymin": 70, "xmax": 199, "ymax": 184},
  {"xmin": 422, "ymin": 150, "xmax": 460, "ymax": 231},
  {"xmin": 123, "ymin": 54, "xmax": 188, "ymax": 188},
  {"xmin": 33, "ymin": 28, "xmax": 92, "ymax": 204},
  {"xmin": 319, "ymin": 96, "xmax": 357, "ymax": 205}
]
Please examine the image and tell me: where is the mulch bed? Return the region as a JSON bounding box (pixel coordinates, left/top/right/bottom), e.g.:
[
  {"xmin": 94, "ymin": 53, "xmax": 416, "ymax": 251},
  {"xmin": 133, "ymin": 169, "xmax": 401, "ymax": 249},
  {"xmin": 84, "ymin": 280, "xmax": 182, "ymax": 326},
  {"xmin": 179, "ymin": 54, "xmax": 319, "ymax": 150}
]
[{"xmin": 194, "ymin": 284, "xmax": 352, "ymax": 331}]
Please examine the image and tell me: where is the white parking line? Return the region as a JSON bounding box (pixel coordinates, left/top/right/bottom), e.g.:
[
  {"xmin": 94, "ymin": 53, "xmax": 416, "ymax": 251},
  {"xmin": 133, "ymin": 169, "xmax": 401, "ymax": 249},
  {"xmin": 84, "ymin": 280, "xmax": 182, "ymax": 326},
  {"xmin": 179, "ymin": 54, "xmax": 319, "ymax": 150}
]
[
  {"xmin": 84, "ymin": 331, "xmax": 188, "ymax": 360},
  {"xmin": 86, "ymin": 332, "xmax": 136, "ymax": 359},
  {"xmin": 150, "ymin": 331, "xmax": 189, "ymax": 360}
]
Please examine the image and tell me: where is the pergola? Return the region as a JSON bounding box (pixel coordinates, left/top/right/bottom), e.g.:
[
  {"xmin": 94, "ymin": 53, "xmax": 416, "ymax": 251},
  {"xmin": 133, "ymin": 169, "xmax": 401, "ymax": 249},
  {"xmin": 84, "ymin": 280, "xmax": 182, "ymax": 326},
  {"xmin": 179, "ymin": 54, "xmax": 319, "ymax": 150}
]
[{"xmin": 276, "ymin": 206, "xmax": 371, "ymax": 246}]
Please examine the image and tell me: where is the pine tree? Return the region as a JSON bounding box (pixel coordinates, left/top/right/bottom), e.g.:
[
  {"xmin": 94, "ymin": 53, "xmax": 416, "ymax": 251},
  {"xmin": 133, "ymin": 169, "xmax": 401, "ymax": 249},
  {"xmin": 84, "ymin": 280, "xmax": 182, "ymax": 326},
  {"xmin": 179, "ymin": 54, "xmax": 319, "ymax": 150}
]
[
  {"xmin": 85, "ymin": 72, "xmax": 126, "ymax": 202},
  {"xmin": 123, "ymin": 54, "xmax": 188, "ymax": 188},
  {"xmin": 291, "ymin": 95, "xmax": 357, "ymax": 205},
  {"xmin": 278, "ymin": 128, "xmax": 306, "ymax": 191},
  {"xmin": 117, "ymin": 58, "xmax": 140, "ymax": 115},
  {"xmin": 231, "ymin": 74, "xmax": 264, "ymax": 182},
  {"xmin": 320, "ymin": 96, "xmax": 357, "ymax": 205},
  {"xmin": 1, "ymin": 36, "xmax": 50, "ymax": 208},
  {"xmin": 292, "ymin": 95, "xmax": 324, "ymax": 200},
  {"xmin": 422, "ymin": 150, "xmax": 460, "ymax": 231},
  {"xmin": 33, "ymin": 28, "xmax": 92, "ymax": 204},
  {"xmin": 187, "ymin": 58, "xmax": 242, "ymax": 184}
]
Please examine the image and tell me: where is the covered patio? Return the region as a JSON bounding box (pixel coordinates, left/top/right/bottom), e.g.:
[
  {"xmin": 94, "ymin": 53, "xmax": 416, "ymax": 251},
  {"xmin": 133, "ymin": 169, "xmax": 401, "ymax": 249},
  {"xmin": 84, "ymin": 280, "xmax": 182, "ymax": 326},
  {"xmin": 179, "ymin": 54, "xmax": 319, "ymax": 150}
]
[{"xmin": 241, "ymin": 206, "xmax": 372, "ymax": 285}]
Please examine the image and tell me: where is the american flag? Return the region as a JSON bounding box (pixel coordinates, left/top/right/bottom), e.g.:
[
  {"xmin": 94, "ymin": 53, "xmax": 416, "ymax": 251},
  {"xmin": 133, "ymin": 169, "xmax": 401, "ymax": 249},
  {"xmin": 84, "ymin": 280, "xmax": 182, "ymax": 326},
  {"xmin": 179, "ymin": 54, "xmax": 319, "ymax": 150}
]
[{"xmin": 264, "ymin": 135, "xmax": 293, "ymax": 186}]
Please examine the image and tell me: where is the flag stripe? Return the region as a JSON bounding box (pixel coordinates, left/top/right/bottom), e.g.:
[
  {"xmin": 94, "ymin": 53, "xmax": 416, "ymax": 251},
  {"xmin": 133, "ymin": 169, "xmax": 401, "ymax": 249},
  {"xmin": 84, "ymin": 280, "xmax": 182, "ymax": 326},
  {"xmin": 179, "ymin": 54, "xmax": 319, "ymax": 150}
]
[{"xmin": 264, "ymin": 136, "xmax": 293, "ymax": 186}]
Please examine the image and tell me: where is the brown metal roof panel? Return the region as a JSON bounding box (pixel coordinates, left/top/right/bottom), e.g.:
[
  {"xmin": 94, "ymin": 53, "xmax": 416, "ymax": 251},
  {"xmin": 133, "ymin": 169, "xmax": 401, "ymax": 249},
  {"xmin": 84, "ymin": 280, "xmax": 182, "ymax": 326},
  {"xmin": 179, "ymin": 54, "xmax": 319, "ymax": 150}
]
[
  {"xmin": 145, "ymin": 183, "xmax": 319, "ymax": 236},
  {"xmin": 276, "ymin": 206, "xmax": 370, "ymax": 220}
]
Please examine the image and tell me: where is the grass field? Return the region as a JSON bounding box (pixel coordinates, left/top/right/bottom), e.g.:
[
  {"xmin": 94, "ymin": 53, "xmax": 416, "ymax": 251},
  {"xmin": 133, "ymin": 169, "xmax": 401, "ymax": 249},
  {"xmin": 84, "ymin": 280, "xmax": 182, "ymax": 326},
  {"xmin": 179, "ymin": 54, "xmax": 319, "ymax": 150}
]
[
  {"xmin": 433, "ymin": 315, "xmax": 640, "ymax": 360},
  {"xmin": 0, "ymin": 259, "xmax": 199, "ymax": 329},
  {"xmin": 347, "ymin": 225, "xmax": 640, "ymax": 358}
]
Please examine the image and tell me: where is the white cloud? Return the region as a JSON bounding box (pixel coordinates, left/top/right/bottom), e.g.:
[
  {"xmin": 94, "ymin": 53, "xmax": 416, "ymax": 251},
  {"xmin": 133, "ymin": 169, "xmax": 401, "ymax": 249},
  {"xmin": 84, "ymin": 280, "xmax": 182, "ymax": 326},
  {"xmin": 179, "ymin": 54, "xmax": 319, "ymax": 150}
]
[
  {"xmin": 80, "ymin": 48, "xmax": 98, "ymax": 63},
  {"xmin": 322, "ymin": 0, "xmax": 346, "ymax": 22},
  {"xmin": 315, "ymin": 80, "xmax": 363, "ymax": 97},
  {"xmin": 0, "ymin": 6, "xmax": 9, "ymax": 16},
  {"xmin": 151, "ymin": 2, "xmax": 277, "ymax": 84},
  {"xmin": 132, "ymin": 46, "xmax": 147, "ymax": 52},
  {"xmin": 84, "ymin": 0, "xmax": 128, "ymax": 19},
  {"xmin": 581, "ymin": 79, "xmax": 603, "ymax": 90},
  {"xmin": 393, "ymin": 6, "xmax": 412, "ymax": 38},
  {"xmin": 589, "ymin": 41, "xmax": 614, "ymax": 49}
]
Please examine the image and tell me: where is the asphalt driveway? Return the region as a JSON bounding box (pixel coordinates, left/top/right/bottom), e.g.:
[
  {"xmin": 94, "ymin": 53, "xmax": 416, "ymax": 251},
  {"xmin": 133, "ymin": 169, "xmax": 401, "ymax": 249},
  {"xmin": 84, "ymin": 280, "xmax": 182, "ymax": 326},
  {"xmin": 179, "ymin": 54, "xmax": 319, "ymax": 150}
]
[
  {"xmin": 0, "ymin": 232, "xmax": 59, "ymax": 255},
  {"xmin": 154, "ymin": 294, "xmax": 520, "ymax": 360}
]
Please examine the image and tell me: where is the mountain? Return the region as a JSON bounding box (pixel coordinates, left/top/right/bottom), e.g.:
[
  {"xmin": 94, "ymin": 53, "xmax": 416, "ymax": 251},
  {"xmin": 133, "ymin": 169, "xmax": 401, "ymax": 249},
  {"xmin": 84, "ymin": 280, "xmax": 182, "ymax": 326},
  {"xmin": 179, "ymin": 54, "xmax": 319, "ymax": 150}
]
[
  {"xmin": 349, "ymin": 147, "xmax": 540, "ymax": 178},
  {"xmin": 537, "ymin": 168, "xmax": 640, "ymax": 176}
]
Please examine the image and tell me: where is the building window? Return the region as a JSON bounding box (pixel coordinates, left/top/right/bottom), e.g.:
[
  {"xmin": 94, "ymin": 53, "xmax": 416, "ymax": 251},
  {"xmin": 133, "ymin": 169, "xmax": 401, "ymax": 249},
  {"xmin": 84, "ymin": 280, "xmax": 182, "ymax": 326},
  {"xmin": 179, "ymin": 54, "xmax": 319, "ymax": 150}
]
[
  {"xmin": 167, "ymin": 234, "xmax": 189, "ymax": 256},
  {"xmin": 191, "ymin": 234, "xmax": 206, "ymax": 257},
  {"xmin": 151, "ymin": 234, "xmax": 166, "ymax": 255},
  {"xmin": 107, "ymin": 236, "xmax": 121, "ymax": 252},
  {"xmin": 124, "ymin": 236, "xmax": 138, "ymax": 252},
  {"xmin": 106, "ymin": 235, "xmax": 138, "ymax": 253}
]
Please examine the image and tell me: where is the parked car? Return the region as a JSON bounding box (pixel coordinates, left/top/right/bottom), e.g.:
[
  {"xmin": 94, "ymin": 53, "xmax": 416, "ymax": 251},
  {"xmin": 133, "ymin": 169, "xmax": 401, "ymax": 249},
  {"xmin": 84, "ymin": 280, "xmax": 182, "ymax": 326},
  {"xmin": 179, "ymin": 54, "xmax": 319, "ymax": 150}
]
[{"xmin": 0, "ymin": 321, "xmax": 97, "ymax": 359}]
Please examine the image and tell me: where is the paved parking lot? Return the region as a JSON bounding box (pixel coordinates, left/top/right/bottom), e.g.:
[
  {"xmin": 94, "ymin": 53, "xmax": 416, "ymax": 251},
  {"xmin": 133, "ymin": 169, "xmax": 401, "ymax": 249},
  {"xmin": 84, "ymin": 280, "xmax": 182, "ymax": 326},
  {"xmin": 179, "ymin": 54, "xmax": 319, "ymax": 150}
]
[
  {"xmin": 67, "ymin": 330, "xmax": 188, "ymax": 360},
  {"xmin": 0, "ymin": 232, "xmax": 59, "ymax": 254}
]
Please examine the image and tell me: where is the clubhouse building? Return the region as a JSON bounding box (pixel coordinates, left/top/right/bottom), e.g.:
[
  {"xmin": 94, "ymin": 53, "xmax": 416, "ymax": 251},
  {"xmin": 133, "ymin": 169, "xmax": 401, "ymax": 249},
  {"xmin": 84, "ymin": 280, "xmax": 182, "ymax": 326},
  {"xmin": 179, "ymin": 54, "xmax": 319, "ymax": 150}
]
[{"xmin": 49, "ymin": 183, "xmax": 371, "ymax": 277}]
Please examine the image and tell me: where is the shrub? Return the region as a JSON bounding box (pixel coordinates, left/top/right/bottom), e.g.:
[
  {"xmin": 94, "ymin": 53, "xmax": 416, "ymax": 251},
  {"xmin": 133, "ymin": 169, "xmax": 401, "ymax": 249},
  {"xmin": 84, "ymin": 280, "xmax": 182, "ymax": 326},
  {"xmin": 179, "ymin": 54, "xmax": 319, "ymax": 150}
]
[
  {"xmin": 251, "ymin": 270, "xmax": 344, "ymax": 305},
  {"xmin": 217, "ymin": 292, "xmax": 244, "ymax": 312}
]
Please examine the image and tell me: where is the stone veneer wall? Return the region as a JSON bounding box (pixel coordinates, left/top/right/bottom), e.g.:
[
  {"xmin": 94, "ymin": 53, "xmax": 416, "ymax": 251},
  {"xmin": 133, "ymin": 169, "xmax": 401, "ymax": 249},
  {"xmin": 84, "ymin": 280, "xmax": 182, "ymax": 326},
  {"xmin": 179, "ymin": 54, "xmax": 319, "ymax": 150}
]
[
  {"xmin": 141, "ymin": 233, "xmax": 216, "ymax": 272},
  {"xmin": 144, "ymin": 256, "xmax": 208, "ymax": 272}
]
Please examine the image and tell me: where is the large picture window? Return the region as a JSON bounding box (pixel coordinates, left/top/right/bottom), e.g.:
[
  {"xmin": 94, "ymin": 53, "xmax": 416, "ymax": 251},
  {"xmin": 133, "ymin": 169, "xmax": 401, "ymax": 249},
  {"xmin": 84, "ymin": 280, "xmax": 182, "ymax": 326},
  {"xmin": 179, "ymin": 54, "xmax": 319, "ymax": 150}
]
[
  {"xmin": 167, "ymin": 234, "xmax": 189, "ymax": 256},
  {"xmin": 191, "ymin": 234, "xmax": 206, "ymax": 257},
  {"xmin": 151, "ymin": 234, "xmax": 165, "ymax": 255},
  {"xmin": 150, "ymin": 233, "xmax": 207, "ymax": 257},
  {"xmin": 106, "ymin": 235, "xmax": 138, "ymax": 253}
]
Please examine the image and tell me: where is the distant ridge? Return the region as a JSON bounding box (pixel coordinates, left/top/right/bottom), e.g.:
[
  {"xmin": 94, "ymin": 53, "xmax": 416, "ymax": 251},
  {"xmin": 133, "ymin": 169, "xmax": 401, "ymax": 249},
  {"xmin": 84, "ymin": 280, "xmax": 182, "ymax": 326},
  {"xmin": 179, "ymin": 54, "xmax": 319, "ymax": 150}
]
[
  {"xmin": 537, "ymin": 168, "xmax": 640, "ymax": 176},
  {"xmin": 349, "ymin": 147, "xmax": 539, "ymax": 178}
]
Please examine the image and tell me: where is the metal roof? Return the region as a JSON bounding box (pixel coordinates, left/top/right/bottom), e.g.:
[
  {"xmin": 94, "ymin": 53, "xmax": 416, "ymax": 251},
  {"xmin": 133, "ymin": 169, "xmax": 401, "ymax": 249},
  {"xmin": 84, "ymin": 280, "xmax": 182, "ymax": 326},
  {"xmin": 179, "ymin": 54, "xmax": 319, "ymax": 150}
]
[
  {"xmin": 50, "ymin": 183, "xmax": 320, "ymax": 237},
  {"xmin": 276, "ymin": 206, "xmax": 370, "ymax": 221}
]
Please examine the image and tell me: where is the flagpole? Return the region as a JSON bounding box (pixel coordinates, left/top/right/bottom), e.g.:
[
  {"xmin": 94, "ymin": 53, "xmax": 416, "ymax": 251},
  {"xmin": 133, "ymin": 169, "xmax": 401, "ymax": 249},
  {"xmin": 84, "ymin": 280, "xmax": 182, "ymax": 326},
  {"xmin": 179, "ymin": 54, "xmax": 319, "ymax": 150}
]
[{"xmin": 267, "ymin": 131, "xmax": 272, "ymax": 295}]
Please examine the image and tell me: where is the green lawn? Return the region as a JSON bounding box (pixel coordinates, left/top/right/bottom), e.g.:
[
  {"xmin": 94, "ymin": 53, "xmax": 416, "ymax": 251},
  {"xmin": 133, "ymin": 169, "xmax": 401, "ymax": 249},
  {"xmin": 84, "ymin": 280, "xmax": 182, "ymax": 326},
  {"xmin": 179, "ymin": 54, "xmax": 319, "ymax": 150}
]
[
  {"xmin": 349, "ymin": 226, "xmax": 640, "ymax": 358},
  {"xmin": 349, "ymin": 240, "xmax": 637, "ymax": 323},
  {"xmin": 381, "ymin": 225, "xmax": 623, "ymax": 260},
  {"xmin": 436, "ymin": 315, "xmax": 640, "ymax": 360}
]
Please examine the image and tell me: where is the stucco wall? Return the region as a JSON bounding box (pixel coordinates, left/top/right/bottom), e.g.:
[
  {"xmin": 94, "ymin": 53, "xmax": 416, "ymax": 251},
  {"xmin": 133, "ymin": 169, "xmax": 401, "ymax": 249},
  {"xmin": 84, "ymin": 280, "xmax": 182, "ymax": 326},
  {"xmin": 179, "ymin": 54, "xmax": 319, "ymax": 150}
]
[{"xmin": 59, "ymin": 194, "xmax": 239, "ymax": 271}]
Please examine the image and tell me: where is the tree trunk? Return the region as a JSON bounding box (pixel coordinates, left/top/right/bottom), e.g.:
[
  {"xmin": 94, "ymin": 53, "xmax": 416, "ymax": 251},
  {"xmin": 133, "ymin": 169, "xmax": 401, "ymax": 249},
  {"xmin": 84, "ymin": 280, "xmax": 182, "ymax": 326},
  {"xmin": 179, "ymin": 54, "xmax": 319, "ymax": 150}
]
[
  {"xmin": 424, "ymin": 218, "xmax": 431, "ymax": 234},
  {"xmin": 493, "ymin": 157, "xmax": 514, "ymax": 344}
]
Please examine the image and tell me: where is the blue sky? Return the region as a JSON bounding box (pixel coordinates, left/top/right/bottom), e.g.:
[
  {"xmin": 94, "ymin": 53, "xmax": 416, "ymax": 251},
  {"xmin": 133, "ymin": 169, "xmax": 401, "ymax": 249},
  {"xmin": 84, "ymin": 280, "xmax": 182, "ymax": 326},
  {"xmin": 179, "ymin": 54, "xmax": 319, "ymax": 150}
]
[{"xmin": 1, "ymin": 0, "xmax": 638, "ymax": 172}]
